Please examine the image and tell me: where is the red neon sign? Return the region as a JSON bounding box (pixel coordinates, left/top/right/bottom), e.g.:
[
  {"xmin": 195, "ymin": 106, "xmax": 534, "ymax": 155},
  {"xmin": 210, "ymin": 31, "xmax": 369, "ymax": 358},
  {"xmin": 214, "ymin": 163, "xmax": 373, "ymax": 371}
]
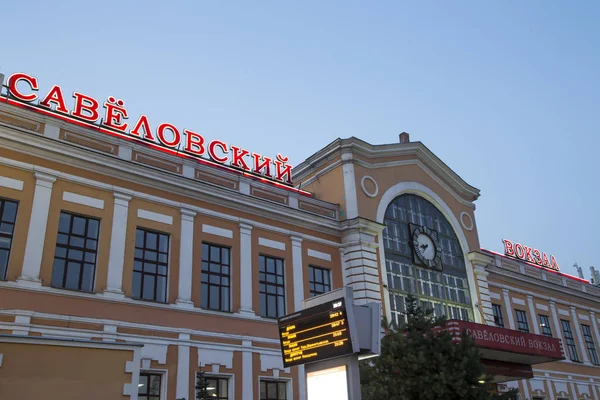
[
  {"xmin": 2, "ymin": 72, "xmax": 307, "ymax": 195},
  {"xmin": 502, "ymin": 239, "xmax": 559, "ymax": 271}
]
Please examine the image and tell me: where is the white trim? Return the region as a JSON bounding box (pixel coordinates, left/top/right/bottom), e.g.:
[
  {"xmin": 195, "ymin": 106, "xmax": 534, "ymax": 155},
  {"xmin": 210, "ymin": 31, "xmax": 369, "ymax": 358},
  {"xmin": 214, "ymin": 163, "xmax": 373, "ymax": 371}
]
[
  {"xmin": 512, "ymin": 297, "xmax": 526, "ymax": 306},
  {"xmin": 239, "ymin": 224, "xmax": 254, "ymax": 315},
  {"xmin": 177, "ymin": 210, "xmax": 196, "ymax": 307},
  {"xmin": 198, "ymin": 347, "xmax": 234, "ymax": 369},
  {"xmin": 307, "ymin": 249, "xmax": 332, "ymax": 262},
  {"xmin": 176, "ymin": 335, "xmax": 190, "ymax": 399},
  {"xmin": 375, "ymin": 181, "xmax": 479, "ymax": 322},
  {"xmin": 360, "ymin": 175, "xmax": 379, "ymax": 198},
  {"xmin": 536, "ymin": 304, "xmax": 549, "ymax": 311},
  {"xmin": 258, "ymin": 237, "xmax": 286, "ymax": 251},
  {"xmin": 62, "ymin": 191, "xmax": 105, "ymax": 209},
  {"xmin": 578, "ymin": 314, "xmax": 590, "ymax": 321},
  {"xmin": 342, "ymin": 154, "xmax": 359, "ymax": 219},
  {"xmin": 105, "ymin": 193, "xmax": 131, "ymax": 296},
  {"xmin": 242, "ymin": 340, "xmax": 253, "ymax": 400},
  {"xmin": 202, "ymin": 224, "xmax": 233, "ymax": 239},
  {"xmin": 137, "ymin": 209, "xmax": 173, "ymax": 225},
  {"xmin": 0, "ymin": 354, "xmax": 3, "ymax": 367},
  {"xmin": 558, "ymin": 309, "xmax": 570, "ymax": 316},
  {"xmin": 291, "ymin": 237, "xmax": 304, "ymax": 311},
  {"xmin": 490, "ymin": 292, "xmax": 501, "ymax": 300},
  {"xmin": 0, "ymin": 176, "xmax": 24, "ymax": 191}
]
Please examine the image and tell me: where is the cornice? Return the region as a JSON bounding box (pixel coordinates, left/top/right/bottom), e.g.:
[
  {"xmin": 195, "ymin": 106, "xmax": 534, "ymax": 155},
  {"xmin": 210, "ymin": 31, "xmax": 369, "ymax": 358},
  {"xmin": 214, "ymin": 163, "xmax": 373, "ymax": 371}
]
[{"xmin": 0, "ymin": 125, "xmax": 343, "ymax": 237}]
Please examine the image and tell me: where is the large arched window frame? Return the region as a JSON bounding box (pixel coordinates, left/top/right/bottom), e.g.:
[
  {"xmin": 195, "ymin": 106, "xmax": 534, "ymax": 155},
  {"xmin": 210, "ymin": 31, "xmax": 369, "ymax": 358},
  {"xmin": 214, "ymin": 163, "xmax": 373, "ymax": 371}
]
[{"xmin": 376, "ymin": 182, "xmax": 477, "ymax": 326}]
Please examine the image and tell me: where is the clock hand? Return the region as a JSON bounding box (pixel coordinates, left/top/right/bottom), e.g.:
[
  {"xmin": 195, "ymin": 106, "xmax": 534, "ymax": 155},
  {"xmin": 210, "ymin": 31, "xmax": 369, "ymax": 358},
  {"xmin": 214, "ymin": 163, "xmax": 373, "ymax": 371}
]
[{"xmin": 420, "ymin": 244, "xmax": 428, "ymax": 251}]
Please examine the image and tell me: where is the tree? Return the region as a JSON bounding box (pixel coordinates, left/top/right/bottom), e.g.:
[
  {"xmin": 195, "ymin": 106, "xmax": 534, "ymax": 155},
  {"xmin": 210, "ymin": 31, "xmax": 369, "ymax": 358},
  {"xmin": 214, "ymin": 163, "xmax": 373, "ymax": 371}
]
[
  {"xmin": 195, "ymin": 370, "xmax": 210, "ymax": 400},
  {"xmin": 360, "ymin": 294, "xmax": 519, "ymax": 400}
]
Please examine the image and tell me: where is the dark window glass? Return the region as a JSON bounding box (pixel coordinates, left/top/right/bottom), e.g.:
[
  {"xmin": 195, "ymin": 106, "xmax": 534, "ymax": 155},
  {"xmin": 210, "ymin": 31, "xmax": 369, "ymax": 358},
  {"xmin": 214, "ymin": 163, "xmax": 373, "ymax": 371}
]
[
  {"xmin": 138, "ymin": 372, "xmax": 162, "ymax": 400},
  {"xmin": 133, "ymin": 228, "xmax": 169, "ymax": 303},
  {"xmin": 309, "ymin": 266, "xmax": 331, "ymax": 297},
  {"xmin": 0, "ymin": 198, "xmax": 18, "ymax": 280},
  {"xmin": 515, "ymin": 309, "xmax": 529, "ymax": 333},
  {"xmin": 259, "ymin": 255, "xmax": 285, "ymax": 318},
  {"xmin": 51, "ymin": 212, "xmax": 99, "ymax": 292},
  {"xmin": 539, "ymin": 315, "xmax": 553, "ymax": 337},
  {"xmin": 561, "ymin": 319, "xmax": 580, "ymax": 362},
  {"xmin": 201, "ymin": 243, "xmax": 231, "ymax": 312},
  {"xmin": 260, "ymin": 380, "xmax": 287, "ymax": 400},
  {"xmin": 492, "ymin": 304, "xmax": 504, "ymax": 328},
  {"xmin": 383, "ymin": 194, "xmax": 472, "ymax": 322},
  {"xmin": 205, "ymin": 377, "xmax": 229, "ymax": 400},
  {"xmin": 582, "ymin": 324, "xmax": 599, "ymax": 365}
]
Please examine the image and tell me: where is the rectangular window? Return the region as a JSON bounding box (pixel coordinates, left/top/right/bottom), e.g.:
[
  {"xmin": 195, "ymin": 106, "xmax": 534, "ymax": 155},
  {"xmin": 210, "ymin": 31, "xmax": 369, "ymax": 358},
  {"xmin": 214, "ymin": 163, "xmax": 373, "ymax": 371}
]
[
  {"xmin": 260, "ymin": 380, "xmax": 287, "ymax": 400},
  {"xmin": 538, "ymin": 314, "xmax": 552, "ymax": 337},
  {"xmin": 492, "ymin": 304, "xmax": 504, "ymax": 328},
  {"xmin": 308, "ymin": 266, "xmax": 331, "ymax": 297},
  {"xmin": 561, "ymin": 319, "xmax": 580, "ymax": 362},
  {"xmin": 0, "ymin": 198, "xmax": 18, "ymax": 280},
  {"xmin": 139, "ymin": 372, "xmax": 162, "ymax": 400},
  {"xmin": 205, "ymin": 376, "xmax": 229, "ymax": 400},
  {"xmin": 201, "ymin": 243, "xmax": 231, "ymax": 312},
  {"xmin": 515, "ymin": 309, "xmax": 529, "ymax": 333},
  {"xmin": 51, "ymin": 212, "xmax": 99, "ymax": 292},
  {"xmin": 133, "ymin": 228, "xmax": 169, "ymax": 303},
  {"xmin": 581, "ymin": 324, "xmax": 599, "ymax": 365},
  {"xmin": 259, "ymin": 255, "xmax": 285, "ymax": 318}
]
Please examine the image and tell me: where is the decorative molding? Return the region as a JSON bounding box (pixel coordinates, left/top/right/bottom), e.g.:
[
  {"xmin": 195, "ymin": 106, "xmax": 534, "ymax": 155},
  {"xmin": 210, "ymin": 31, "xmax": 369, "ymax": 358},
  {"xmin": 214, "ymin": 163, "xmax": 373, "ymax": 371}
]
[
  {"xmin": 141, "ymin": 344, "xmax": 168, "ymax": 364},
  {"xmin": 360, "ymin": 175, "xmax": 379, "ymax": 198},
  {"xmin": 512, "ymin": 298, "xmax": 526, "ymax": 306},
  {"xmin": 202, "ymin": 224, "xmax": 233, "ymax": 239},
  {"xmin": 0, "ymin": 176, "xmax": 24, "ymax": 191},
  {"xmin": 260, "ymin": 353, "xmax": 290, "ymax": 373},
  {"xmin": 258, "ymin": 237, "xmax": 286, "ymax": 251},
  {"xmin": 536, "ymin": 303, "xmax": 549, "ymax": 311},
  {"xmin": 62, "ymin": 191, "xmax": 105, "ymax": 209},
  {"xmin": 558, "ymin": 309, "xmax": 570, "ymax": 316},
  {"xmin": 307, "ymin": 249, "xmax": 332, "ymax": 262},
  {"xmin": 198, "ymin": 347, "xmax": 233, "ymax": 369},
  {"xmin": 578, "ymin": 314, "xmax": 590, "ymax": 321},
  {"xmin": 460, "ymin": 211, "xmax": 474, "ymax": 231},
  {"xmin": 490, "ymin": 292, "xmax": 501, "ymax": 300},
  {"xmin": 137, "ymin": 209, "xmax": 173, "ymax": 225}
]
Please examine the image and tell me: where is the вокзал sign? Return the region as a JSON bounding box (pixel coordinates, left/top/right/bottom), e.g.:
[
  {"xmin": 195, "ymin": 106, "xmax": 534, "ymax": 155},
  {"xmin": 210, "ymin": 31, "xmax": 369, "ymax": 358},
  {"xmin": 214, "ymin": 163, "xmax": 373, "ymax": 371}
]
[{"xmin": 1, "ymin": 72, "xmax": 309, "ymax": 195}]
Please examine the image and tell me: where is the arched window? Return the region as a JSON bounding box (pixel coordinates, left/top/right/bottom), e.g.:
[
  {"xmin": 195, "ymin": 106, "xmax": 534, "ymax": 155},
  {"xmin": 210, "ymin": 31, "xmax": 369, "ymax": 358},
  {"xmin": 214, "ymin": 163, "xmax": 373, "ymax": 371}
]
[{"xmin": 383, "ymin": 194, "xmax": 472, "ymax": 325}]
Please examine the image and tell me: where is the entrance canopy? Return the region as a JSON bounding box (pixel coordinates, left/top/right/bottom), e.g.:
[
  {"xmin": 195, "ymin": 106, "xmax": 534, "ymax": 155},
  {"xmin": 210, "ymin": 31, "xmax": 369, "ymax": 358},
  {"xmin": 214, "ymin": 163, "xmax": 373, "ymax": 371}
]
[{"xmin": 446, "ymin": 320, "xmax": 565, "ymax": 382}]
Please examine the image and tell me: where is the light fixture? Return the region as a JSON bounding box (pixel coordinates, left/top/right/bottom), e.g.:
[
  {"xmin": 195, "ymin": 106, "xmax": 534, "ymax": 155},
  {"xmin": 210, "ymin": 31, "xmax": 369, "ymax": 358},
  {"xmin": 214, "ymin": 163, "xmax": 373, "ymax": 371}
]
[
  {"xmin": 206, "ymin": 387, "xmax": 215, "ymax": 390},
  {"xmin": 478, "ymin": 380, "xmax": 485, "ymax": 384},
  {"xmin": 138, "ymin": 384, "xmax": 144, "ymax": 387}
]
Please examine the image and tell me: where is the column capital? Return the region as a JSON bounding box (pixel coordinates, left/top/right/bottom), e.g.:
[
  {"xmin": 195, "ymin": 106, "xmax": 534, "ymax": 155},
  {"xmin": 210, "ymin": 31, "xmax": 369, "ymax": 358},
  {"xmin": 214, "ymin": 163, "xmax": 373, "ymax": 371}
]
[
  {"xmin": 239, "ymin": 222, "xmax": 253, "ymax": 234},
  {"xmin": 590, "ymin": 310, "xmax": 596, "ymax": 316},
  {"xmin": 570, "ymin": 305, "xmax": 577, "ymax": 312},
  {"xmin": 290, "ymin": 235, "xmax": 303, "ymax": 246},
  {"xmin": 526, "ymin": 294, "xmax": 534, "ymax": 301},
  {"xmin": 113, "ymin": 192, "xmax": 132, "ymax": 204},
  {"xmin": 180, "ymin": 207, "xmax": 197, "ymax": 220},
  {"xmin": 549, "ymin": 300, "xmax": 556, "ymax": 307},
  {"xmin": 34, "ymin": 172, "xmax": 56, "ymax": 187},
  {"xmin": 502, "ymin": 288, "xmax": 510, "ymax": 294}
]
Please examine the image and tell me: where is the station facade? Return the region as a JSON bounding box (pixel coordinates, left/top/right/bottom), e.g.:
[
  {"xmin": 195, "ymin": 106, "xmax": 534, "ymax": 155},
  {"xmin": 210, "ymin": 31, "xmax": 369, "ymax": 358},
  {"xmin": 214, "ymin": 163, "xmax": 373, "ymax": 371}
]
[{"xmin": 0, "ymin": 71, "xmax": 598, "ymax": 400}]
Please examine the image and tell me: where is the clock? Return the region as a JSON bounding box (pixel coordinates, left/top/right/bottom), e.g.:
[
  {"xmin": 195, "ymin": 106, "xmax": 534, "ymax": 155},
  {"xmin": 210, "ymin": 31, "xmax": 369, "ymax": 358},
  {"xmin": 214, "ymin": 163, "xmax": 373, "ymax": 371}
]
[{"xmin": 410, "ymin": 224, "xmax": 442, "ymax": 270}]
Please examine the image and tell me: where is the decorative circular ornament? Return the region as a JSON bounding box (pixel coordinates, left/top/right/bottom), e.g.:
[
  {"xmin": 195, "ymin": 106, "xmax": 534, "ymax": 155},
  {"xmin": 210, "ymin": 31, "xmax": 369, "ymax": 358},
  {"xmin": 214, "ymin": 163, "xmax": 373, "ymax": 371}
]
[
  {"xmin": 360, "ymin": 176, "xmax": 379, "ymax": 198},
  {"xmin": 460, "ymin": 211, "xmax": 474, "ymax": 231}
]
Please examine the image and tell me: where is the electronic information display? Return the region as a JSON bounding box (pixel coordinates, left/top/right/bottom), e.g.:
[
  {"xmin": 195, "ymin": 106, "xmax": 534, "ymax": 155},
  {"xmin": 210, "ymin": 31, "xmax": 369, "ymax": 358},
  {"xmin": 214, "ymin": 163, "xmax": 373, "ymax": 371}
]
[{"xmin": 278, "ymin": 297, "xmax": 354, "ymax": 368}]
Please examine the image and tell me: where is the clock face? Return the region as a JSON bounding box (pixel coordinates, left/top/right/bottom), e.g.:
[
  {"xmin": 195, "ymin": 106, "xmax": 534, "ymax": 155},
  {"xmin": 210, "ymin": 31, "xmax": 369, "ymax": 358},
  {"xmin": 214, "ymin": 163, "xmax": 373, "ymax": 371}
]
[
  {"xmin": 414, "ymin": 233, "xmax": 435, "ymax": 261},
  {"xmin": 410, "ymin": 225, "xmax": 442, "ymax": 269}
]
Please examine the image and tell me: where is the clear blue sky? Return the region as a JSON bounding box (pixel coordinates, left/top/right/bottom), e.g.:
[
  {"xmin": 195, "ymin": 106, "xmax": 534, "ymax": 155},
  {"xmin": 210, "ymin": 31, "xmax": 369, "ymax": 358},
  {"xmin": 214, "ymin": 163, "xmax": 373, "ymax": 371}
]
[{"xmin": 3, "ymin": 1, "xmax": 599, "ymax": 279}]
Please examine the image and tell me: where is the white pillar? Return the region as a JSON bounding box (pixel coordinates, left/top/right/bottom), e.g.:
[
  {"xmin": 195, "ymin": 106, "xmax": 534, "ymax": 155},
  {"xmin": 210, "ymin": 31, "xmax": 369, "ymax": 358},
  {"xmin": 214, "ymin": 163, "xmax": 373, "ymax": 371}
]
[
  {"xmin": 290, "ymin": 235, "xmax": 306, "ymax": 400},
  {"xmin": 341, "ymin": 153, "xmax": 358, "ymax": 220},
  {"xmin": 18, "ymin": 172, "xmax": 56, "ymax": 287},
  {"xmin": 527, "ymin": 295, "xmax": 540, "ymax": 335},
  {"xmin": 176, "ymin": 208, "xmax": 196, "ymax": 308},
  {"xmin": 502, "ymin": 289, "xmax": 515, "ymax": 330},
  {"xmin": 549, "ymin": 301, "xmax": 565, "ymax": 356},
  {"xmin": 590, "ymin": 311, "xmax": 600, "ymax": 357},
  {"xmin": 239, "ymin": 223, "xmax": 254, "ymax": 315},
  {"xmin": 570, "ymin": 306, "xmax": 590, "ymax": 364},
  {"xmin": 176, "ymin": 333, "xmax": 190, "ymax": 400},
  {"xmin": 104, "ymin": 192, "xmax": 132, "ymax": 298},
  {"xmin": 242, "ymin": 340, "xmax": 253, "ymax": 400}
]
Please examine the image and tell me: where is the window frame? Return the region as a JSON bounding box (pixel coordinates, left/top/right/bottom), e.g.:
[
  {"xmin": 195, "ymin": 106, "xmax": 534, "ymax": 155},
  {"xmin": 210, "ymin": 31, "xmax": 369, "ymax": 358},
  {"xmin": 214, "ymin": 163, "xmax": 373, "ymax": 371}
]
[
  {"xmin": 308, "ymin": 265, "xmax": 332, "ymax": 297},
  {"xmin": 538, "ymin": 314, "xmax": 553, "ymax": 337},
  {"xmin": 258, "ymin": 254, "xmax": 286, "ymax": 319},
  {"xmin": 202, "ymin": 374, "xmax": 231, "ymax": 400},
  {"xmin": 258, "ymin": 378, "xmax": 290, "ymax": 400},
  {"xmin": 492, "ymin": 304, "xmax": 504, "ymax": 328},
  {"xmin": 0, "ymin": 197, "xmax": 18, "ymax": 281},
  {"xmin": 50, "ymin": 211, "xmax": 100, "ymax": 292},
  {"xmin": 514, "ymin": 309, "xmax": 530, "ymax": 333},
  {"xmin": 200, "ymin": 242, "xmax": 232, "ymax": 312},
  {"xmin": 132, "ymin": 227, "xmax": 170, "ymax": 303},
  {"xmin": 561, "ymin": 319, "xmax": 580, "ymax": 362},
  {"xmin": 138, "ymin": 370, "xmax": 167, "ymax": 400},
  {"xmin": 581, "ymin": 324, "xmax": 600, "ymax": 365}
]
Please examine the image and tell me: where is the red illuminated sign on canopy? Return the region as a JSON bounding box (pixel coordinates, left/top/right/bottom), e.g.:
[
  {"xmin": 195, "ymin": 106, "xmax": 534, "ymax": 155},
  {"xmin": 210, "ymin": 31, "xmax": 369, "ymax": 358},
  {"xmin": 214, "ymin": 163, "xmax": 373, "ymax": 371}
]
[
  {"xmin": 1, "ymin": 72, "xmax": 310, "ymax": 195},
  {"xmin": 502, "ymin": 239, "xmax": 559, "ymax": 271}
]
